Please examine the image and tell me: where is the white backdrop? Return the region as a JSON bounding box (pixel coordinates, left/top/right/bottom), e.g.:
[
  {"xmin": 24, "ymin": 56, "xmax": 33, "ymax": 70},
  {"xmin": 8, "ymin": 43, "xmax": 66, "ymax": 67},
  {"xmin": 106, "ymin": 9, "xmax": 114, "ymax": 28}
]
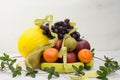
[{"xmin": 0, "ymin": 0, "xmax": 120, "ymax": 54}]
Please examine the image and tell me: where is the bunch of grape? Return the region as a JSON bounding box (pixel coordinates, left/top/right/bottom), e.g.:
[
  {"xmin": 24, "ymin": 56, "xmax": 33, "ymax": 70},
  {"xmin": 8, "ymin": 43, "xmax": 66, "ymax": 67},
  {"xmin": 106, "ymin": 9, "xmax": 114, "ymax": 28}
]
[
  {"xmin": 40, "ymin": 23, "xmax": 54, "ymax": 39},
  {"xmin": 40, "ymin": 19, "xmax": 81, "ymax": 41}
]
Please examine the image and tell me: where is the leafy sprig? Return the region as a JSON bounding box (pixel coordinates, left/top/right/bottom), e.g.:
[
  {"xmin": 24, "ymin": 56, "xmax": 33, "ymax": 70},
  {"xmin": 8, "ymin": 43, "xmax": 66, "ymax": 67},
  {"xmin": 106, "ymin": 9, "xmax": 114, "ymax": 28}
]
[
  {"xmin": 96, "ymin": 56, "xmax": 120, "ymax": 80},
  {"xmin": 72, "ymin": 65, "xmax": 85, "ymax": 76},
  {"xmin": 104, "ymin": 56, "xmax": 120, "ymax": 72},
  {"xmin": 0, "ymin": 53, "xmax": 22, "ymax": 77},
  {"xmin": 97, "ymin": 66, "xmax": 109, "ymax": 80},
  {"xmin": 26, "ymin": 67, "xmax": 38, "ymax": 78},
  {"xmin": 0, "ymin": 53, "xmax": 60, "ymax": 79},
  {"xmin": 0, "ymin": 53, "xmax": 38, "ymax": 78},
  {"xmin": 44, "ymin": 67, "xmax": 59, "ymax": 80}
]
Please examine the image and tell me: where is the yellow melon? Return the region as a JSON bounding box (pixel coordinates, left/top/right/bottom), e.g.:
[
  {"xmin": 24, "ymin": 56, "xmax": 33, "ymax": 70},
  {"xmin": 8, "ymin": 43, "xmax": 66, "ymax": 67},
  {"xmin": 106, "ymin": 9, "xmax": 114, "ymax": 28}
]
[{"xmin": 18, "ymin": 26, "xmax": 50, "ymax": 57}]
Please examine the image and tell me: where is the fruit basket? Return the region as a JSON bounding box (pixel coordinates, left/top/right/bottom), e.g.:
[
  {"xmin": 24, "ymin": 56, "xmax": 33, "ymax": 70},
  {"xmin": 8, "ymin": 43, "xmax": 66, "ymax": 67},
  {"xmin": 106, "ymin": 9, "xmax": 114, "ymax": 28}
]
[{"xmin": 18, "ymin": 15, "xmax": 94, "ymax": 73}]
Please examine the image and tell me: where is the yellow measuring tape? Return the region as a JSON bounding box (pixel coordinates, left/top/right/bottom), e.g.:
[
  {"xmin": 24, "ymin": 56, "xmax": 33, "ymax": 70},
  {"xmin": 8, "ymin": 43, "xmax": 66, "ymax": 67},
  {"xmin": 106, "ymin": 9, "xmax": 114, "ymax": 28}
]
[{"xmin": 69, "ymin": 71, "xmax": 98, "ymax": 80}]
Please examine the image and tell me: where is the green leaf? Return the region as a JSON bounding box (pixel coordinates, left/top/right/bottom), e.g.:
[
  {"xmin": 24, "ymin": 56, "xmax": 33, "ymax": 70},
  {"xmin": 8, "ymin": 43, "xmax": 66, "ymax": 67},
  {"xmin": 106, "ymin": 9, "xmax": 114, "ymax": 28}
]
[
  {"xmin": 17, "ymin": 71, "xmax": 21, "ymax": 75},
  {"xmin": 103, "ymin": 77, "xmax": 108, "ymax": 80},
  {"xmin": 50, "ymin": 67, "xmax": 55, "ymax": 72},
  {"xmin": 91, "ymin": 48, "xmax": 95, "ymax": 57},
  {"xmin": 30, "ymin": 73, "xmax": 35, "ymax": 78},
  {"xmin": 104, "ymin": 56, "xmax": 113, "ymax": 62},
  {"xmin": 16, "ymin": 66, "xmax": 22, "ymax": 71},
  {"xmin": 15, "ymin": 66, "xmax": 22, "ymax": 75},
  {"xmin": 26, "ymin": 67, "xmax": 38, "ymax": 78},
  {"xmin": 26, "ymin": 67, "xmax": 33, "ymax": 72},
  {"xmin": 99, "ymin": 66, "xmax": 108, "ymax": 76},
  {"xmin": 9, "ymin": 59, "xmax": 16, "ymax": 67},
  {"xmin": 0, "ymin": 56, "xmax": 6, "ymax": 61},
  {"xmin": 44, "ymin": 67, "xmax": 49, "ymax": 71},
  {"xmin": 96, "ymin": 76, "xmax": 101, "ymax": 79},
  {"xmin": 9, "ymin": 65, "xmax": 15, "ymax": 72},
  {"xmin": 3, "ymin": 53, "xmax": 9, "ymax": 59},
  {"xmin": 48, "ymin": 73, "xmax": 52, "ymax": 80},
  {"xmin": 80, "ymin": 72, "xmax": 85, "ymax": 75},
  {"xmin": 112, "ymin": 61, "xmax": 118, "ymax": 65},
  {"xmin": 53, "ymin": 72, "xmax": 59, "ymax": 77},
  {"xmin": 96, "ymin": 70, "xmax": 103, "ymax": 77},
  {"xmin": 1, "ymin": 61, "xmax": 5, "ymax": 69},
  {"xmin": 12, "ymin": 59, "xmax": 17, "ymax": 63},
  {"xmin": 72, "ymin": 65, "xmax": 85, "ymax": 76},
  {"xmin": 97, "ymin": 66, "xmax": 108, "ymax": 80},
  {"xmin": 72, "ymin": 65, "xmax": 79, "ymax": 72},
  {"xmin": 44, "ymin": 67, "xmax": 59, "ymax": 80},
  {"xmin": 91, "ymin": 48, "xmax": 95, "ymax": 52},
  {"xmin": 79, "ymin": 66, "xmax": 84, "ymax": 71},
  {"xmin": 33, "ymin": 71, "xmax": 38, "ymax": 73},
  {"xmin": 104, "ymin": 63, "xmax": 108, "ymax": 67},
  {"xmin": 44, "ymin": 67, "xmax": 53, "ymax": 73},
  {"xmin": 26, "ymin": 73, "xmax": 30, "ymax": 76},
  {"xmin": 12, "ymin": 71, "xmax": 17, "ymax": 78}
]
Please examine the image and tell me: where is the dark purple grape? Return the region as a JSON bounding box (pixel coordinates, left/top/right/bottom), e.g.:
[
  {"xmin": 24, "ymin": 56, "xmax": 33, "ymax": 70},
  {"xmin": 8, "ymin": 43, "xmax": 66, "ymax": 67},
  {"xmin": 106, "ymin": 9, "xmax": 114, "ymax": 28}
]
[
  {"xmin": 61, "ymin": 30, "xmax": 66, "ymax": 34},
  {"xmin": 41, "ymin": 25, "xmax": 49, "ymax": 31},
  {"xmin": 44, "ymin": 26, "xmax": 49, "ymax": 31},
  {"xmin": 53, "ymin": 28, "xmax": 58, "ymax": 33},
  {"xmin": 42, "ymin": 30, "xmax": 48, "ymax": 35},
  {"xmin": 71, "ymin": 33, "xmax": 77, "ymax": 39},
  {"xmin": 62, "ymin": 22, "xmax": 69, "ymax": 27},
  {"xmin": 47, "ymin": 33, "xmax": 54, "ymax": 39},
  {"xmin": 58, "ymin": 33, "xmax": 63, "ymax": 39},
  {"xmin": 54, "ymin": 21, "xmax": 63, "ymax": 26},
  {"xmin": 40, "ymin": 25, "xmax": 45, "ymax": 29},
  {"xmin": 51, "ymin": 25, "xmax": 55, "ymax": 31},
  {"xmin": 77, "ymin": 38, "xmax": 81, "ymax": 41},
  {"xmin": 54, "ymin": 22, "xmax": 58, "ymax": 26},
  {"xmin": 58, "ymin": 21, "xmax": 64, "ymax": 25},
  {"xmin": 66, "ymin": 29, "xmax": 71, "ymax": 33},
  {"xmin": 50, "ymin": 19, "xmax": 81, "ymax": 40},
  {"xmin": 64, "ymin": 19, "xmax": 70, "ymax": 23},
  {"xmin": 69, "ymin": 26, "xmax": 74, "ymax": 29},
  {"xmin": 76, "ymin": 32, "xmax": 80, "ymax": 38},
  {"xmin": 57, "ymin": 26, "xmax": 64, "ymax": 31},
  {"xmin": 63, "ymin": 26, "xmax": 67, "ymax": 31}
]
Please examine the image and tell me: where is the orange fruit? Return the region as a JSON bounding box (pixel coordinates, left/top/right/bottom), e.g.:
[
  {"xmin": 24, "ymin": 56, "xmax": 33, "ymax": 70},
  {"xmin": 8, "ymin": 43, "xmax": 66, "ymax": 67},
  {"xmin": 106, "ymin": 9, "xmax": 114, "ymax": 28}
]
[
  {"xmin": 43, "ymin": 48, "xmax": 59, "ymax": 62},
  {"xmin": 78, "ymin": 49, "xmax": 92, "ymax": 63}
]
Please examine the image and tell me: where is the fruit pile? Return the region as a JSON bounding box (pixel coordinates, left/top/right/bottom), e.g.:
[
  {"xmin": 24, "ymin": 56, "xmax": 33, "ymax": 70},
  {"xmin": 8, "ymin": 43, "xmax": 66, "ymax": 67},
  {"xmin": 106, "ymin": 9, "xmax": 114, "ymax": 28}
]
[{"xmin": 18, "ymin": 15, "xmax": 94, "ymax": 73}]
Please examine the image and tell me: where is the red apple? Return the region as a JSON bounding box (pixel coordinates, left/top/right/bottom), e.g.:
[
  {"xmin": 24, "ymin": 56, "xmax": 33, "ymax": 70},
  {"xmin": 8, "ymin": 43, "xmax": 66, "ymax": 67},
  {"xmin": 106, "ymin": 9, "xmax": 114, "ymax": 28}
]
[
  {"xmin": 67, "ymin": 52, "xmax": 77, "ymax": 63},
  {"xmin": 53, "ymin": 39, "xmax": 62, "ymax": 50},
  {"xmin": 75, "ymin": 39, "xmax": 91, "ymax": 53}
]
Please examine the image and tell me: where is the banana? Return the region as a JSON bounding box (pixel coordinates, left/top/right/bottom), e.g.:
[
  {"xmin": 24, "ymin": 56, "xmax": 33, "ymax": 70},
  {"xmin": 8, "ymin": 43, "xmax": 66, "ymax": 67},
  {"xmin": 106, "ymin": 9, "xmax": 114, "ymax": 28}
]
[
  {"xmin": 85, "ymin": 60, "xmax": 94, "ymax": 70},
  {"xmin": 40, "ymin": 62, "xmax": 84, "ymax": 73}
]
